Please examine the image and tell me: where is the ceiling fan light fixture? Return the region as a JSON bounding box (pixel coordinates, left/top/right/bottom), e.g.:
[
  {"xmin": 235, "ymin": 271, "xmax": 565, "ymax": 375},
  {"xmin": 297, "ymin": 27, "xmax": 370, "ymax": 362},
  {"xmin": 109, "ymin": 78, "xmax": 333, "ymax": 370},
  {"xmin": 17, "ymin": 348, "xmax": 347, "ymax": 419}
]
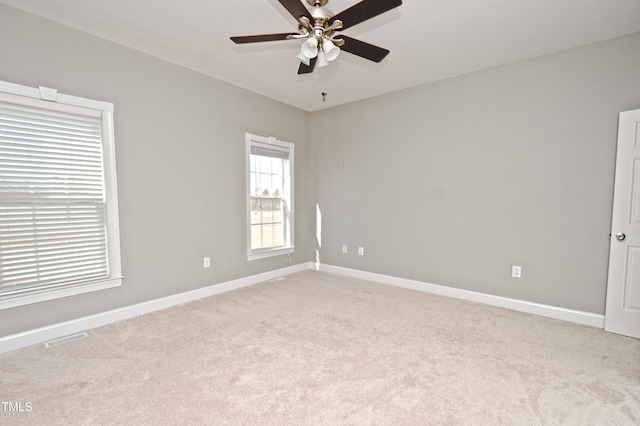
[
  {"xmin": 301, "ymin": 37, "xmax": 319, "ymax": 58},
  {"xmin": 322, "ymin": 38, "xmax": 340, "ymax": 61},
  {"xmin": 316, "ymin": 50, "xmax": 329, "ymax": 67},
  {"xmin": 297, "ymin": 51, "xmax": 311, "ymax": 66}
]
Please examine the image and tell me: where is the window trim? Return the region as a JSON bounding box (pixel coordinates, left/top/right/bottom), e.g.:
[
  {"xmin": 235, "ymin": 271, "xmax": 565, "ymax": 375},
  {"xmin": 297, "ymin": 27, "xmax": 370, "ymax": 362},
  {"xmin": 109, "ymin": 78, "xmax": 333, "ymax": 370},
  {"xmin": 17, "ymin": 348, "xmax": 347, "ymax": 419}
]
[
  {"xmin": 245, "ymin": 133, "xmax": 294, "ymax": 261},
  {"xmin": 0, "ymin": 80, "xmax": 122, "ymax": 310}
]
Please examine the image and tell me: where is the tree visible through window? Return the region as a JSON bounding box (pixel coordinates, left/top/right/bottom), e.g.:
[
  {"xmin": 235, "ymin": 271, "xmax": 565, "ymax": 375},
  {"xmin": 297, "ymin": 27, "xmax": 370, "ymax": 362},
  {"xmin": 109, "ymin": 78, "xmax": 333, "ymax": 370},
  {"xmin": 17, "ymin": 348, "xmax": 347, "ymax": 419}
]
[{"xmin": 246, "ymin": 133, "xmax": 294, "ymax": 260}]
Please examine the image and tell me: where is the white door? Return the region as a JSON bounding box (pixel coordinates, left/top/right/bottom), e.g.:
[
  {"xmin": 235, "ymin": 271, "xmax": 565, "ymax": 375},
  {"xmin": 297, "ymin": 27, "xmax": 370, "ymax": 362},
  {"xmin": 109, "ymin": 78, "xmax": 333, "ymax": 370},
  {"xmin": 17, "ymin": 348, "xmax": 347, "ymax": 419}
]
[{"xmin": 605, "ymin": 109, "xmax": 640, "ymax": 339}]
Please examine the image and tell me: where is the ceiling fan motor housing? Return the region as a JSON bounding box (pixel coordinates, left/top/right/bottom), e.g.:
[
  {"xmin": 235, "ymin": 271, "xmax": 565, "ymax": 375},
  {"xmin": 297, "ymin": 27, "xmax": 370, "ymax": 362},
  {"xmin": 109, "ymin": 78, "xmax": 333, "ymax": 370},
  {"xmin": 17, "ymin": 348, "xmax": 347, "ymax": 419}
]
[
  {"xmin": 308, "ymin": 5, "xmax": 334, "ymax": 34},
  {"xmin": 310, "ymin": 6, "xmax": 332, "ymax": 21},
  {"xmin": 307, "ymin": 0, "xmax": 329, "ymax": 7}
]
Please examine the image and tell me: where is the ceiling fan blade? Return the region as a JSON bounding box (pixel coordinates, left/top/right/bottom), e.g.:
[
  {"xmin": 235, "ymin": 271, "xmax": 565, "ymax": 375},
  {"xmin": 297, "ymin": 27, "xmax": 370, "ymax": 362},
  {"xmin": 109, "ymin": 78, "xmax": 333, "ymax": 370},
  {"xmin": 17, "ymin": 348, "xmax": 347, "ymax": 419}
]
[
  {"xmin": 329, "ymin": 0, "xmax": 402, "ymax": 31},
  {"xmin": 278, "ymin": 0, "xmax": 311, "ymax": 21},
  {"xmin": 297, "ymin": 57, "xmax": 317, "ymax": 74},
  {"xmin": 338, "ymin": 36, "xmax": 389, "ymax": 62},
  {"xmin": 230, "ymin": 33, "xmax": 298, "ymax": 44}
]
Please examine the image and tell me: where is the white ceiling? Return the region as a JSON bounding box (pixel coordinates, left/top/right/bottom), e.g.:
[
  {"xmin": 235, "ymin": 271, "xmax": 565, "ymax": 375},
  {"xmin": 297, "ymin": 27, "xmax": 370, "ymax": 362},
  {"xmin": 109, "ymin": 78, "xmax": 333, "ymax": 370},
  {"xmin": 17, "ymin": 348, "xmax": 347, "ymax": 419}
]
[{"xmin": 2, "ymin": 0, "xmax": 640, "ymax": 112}]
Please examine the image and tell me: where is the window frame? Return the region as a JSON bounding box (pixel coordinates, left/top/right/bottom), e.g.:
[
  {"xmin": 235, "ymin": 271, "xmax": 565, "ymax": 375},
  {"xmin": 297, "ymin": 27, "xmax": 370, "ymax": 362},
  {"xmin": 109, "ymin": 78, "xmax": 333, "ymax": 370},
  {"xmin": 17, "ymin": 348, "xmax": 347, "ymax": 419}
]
[
  {"xmin": 0, "ymin": 80, "xmax": 122, "ymax": 310},
  {"xmin": 245, "ymin": 132, "xmax": 294, "ymax": 261}
]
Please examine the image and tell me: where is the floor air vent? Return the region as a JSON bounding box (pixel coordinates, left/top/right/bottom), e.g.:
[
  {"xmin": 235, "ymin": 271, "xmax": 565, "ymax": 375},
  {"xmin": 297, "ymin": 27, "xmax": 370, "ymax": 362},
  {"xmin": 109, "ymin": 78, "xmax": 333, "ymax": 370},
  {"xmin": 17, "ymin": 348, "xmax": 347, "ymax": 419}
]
[{"xmin": 44, "ymin": 332, "xmax": 89, "ymax": 348}]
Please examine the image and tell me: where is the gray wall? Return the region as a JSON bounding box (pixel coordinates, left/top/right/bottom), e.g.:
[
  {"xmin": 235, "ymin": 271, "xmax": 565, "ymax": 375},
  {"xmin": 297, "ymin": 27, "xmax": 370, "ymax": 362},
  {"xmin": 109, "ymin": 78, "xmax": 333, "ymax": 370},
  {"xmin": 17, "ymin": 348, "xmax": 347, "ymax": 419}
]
[
  {"xmin": 310, "ymin": 31, "xmax": 640, "ymax": 314},
  {"xmin": 0, "ymin": 5, "xmax": 311, "ymax": 336}
]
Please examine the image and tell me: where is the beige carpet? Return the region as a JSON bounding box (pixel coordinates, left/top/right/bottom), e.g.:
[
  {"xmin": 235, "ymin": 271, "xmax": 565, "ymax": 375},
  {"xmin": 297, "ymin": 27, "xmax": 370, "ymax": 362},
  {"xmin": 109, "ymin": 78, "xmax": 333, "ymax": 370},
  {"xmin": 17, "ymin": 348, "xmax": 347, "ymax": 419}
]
[{"xmin": 1, "ymin": 270, "xmax": 639, "ymax": 425}]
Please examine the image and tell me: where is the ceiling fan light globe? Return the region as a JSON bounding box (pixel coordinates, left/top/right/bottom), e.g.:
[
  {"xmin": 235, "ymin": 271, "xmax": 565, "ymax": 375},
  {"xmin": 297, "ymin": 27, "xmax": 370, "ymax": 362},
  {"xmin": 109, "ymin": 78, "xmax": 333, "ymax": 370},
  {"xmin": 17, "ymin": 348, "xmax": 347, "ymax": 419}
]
[
  {"xmin": 297, "ymin": 51, "xmax": 311, "ymax": 66},
  {"xmin": 322, "ymin": 39, "xmax": 340, "ymax": 61},
  {"xmin": 301, "ymin": 37, "xmax": 319, "ymax": 58},
  {"xmin": 316, "ymin": 50, "xmax": 329, "ymax": 68}
]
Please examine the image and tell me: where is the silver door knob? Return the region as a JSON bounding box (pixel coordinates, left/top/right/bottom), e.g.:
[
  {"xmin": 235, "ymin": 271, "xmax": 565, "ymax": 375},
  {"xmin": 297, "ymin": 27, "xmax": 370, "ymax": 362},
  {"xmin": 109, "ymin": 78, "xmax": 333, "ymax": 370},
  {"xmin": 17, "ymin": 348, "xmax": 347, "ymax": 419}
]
[{"xmin": 615, "ymin": 232, "xmax": 626, "ymax": 241}]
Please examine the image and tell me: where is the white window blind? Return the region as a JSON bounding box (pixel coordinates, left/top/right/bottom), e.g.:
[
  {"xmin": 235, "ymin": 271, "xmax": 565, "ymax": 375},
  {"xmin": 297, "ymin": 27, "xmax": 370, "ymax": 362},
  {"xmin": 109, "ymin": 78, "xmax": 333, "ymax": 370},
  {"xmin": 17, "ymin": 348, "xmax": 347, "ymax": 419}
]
[{"xmin": 0, "ymin": 81, "xmax": 122, "ymax": 309}]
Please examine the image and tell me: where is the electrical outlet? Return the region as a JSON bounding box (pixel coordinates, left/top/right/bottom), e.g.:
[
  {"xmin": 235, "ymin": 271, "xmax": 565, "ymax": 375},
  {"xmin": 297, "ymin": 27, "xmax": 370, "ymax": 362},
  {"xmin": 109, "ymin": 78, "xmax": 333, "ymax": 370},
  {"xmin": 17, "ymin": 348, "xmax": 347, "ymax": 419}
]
[
  {"xmin": 203, "ymin": 257, "xmax": 211, "ymax": 268},
  {"xmin": 342, "ymin": 244, "xmax": 348, "ymax": 254},
  {"xmin": 512, "ymin": 265, "xmax": 521, "ymax": 278},
  {"xmin": 358, "ymin": 247, "xmax": 364, "ymax": 256}
]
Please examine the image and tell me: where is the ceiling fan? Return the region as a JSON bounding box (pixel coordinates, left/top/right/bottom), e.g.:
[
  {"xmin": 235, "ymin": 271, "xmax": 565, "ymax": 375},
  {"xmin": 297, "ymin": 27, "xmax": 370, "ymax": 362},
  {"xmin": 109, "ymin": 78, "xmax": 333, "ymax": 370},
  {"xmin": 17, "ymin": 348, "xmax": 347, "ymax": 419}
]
[{"xmin": 230, "ymin": 0, "xmax": 402, "ymax": 74}]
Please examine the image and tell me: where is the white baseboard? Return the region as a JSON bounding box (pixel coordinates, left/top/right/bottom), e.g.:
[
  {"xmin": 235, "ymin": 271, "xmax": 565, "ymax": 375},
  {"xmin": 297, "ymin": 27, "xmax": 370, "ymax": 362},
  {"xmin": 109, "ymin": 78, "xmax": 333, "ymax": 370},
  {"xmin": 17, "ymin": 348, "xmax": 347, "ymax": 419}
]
[
  {"xmin": 0, "ymin": 262, "xmax": 312, "ymax": 354},
  {"xmin": 315, "ymin": 264, "xmax": 605, "ymax": 328},
  {"xmin": 1, "ymin": 261, "xmax": 604, "ymax": 354}
]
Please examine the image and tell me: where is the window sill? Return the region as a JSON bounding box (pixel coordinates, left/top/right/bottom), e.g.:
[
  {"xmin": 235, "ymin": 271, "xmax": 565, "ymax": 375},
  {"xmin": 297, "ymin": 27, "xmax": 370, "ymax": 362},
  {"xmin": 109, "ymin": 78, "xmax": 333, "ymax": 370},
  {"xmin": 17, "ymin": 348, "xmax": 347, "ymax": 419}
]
[
  {"xmin": 0, "ymin": 277, "xmax": 123, "ymax": 310},
  {"xmin": 247, "ymin": 247, "xmax": 295, "ymax": 261}
]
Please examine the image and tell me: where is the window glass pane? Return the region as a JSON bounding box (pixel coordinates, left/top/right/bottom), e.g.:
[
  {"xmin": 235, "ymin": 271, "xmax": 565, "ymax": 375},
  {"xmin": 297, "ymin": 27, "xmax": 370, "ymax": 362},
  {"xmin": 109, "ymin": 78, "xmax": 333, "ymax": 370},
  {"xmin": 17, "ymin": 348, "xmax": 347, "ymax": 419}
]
[
  {"xmin": 258, "ymin": 155, "xmax": 271, "ymax": 174},
  {"xmin": 251, "ymin": 224, "xmax": 262, "ymax": 249},
  {"xmin": 262, "ymin": 224, "xmax": 274, "ymax": 248},
  {"xmin": 249, "ymin": 172, "xmax": 257, "ymax": 197},
  {"xmin": 250, "ymin": 197, "xmax": 261, "ymax": 225},
  {"xmin": 273, "ymin": 199, "xmax": 283, "ymax": 223}
]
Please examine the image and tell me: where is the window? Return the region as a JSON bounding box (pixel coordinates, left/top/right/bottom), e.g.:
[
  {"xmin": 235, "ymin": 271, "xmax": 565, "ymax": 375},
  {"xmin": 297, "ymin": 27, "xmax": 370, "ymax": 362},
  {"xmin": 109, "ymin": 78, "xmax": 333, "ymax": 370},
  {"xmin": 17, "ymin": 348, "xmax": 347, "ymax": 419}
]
[
  {"xmin": 0, "ymin": 80, "xmax": 122, "ymax": 309},
  {"xmin": 246, "ymin": 133, "xmax": 294, "ymax": 260}
]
